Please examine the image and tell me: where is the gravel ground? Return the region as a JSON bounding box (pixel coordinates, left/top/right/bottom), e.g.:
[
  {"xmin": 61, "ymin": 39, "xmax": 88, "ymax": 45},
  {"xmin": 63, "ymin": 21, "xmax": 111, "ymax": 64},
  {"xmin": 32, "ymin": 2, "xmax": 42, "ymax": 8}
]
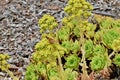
[{"xmin": 0, "ymin": 0, "xmax": 120, "ymax": 80}]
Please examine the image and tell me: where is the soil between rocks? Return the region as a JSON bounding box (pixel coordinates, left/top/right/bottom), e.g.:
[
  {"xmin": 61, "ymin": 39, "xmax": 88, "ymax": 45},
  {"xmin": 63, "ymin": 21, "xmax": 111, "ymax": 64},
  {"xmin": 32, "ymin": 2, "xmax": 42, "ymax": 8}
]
[{"xmin": 0, "ymin": 0, "xmax": 120, "ymax": 80}]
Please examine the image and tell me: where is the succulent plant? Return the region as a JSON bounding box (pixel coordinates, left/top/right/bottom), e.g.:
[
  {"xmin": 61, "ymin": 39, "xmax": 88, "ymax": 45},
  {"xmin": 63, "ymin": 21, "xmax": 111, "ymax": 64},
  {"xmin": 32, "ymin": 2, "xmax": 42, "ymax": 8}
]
[
  {"xmin": 0, "ymin": 53, "xmax": 10, "ymax": 71},
  {"xmin": 84, "ymin": 40, "xmax": 94, "ymax": 58},
  {"xmin": 111, "ymin": 38, "xmax": 120, "ymax": 51},
  {"xmin": 65, "ymin": 54, "xmax": 80, "ymax": 70},
  {"xmin": 38, "ymin": 14, "xmax": 58, "ymax": 33},
  {"xmin": 0, "ymin": 54, "xmax": 18, "ymax": 80},
  {"xmin": 26, "ymin": 0, "xmax": 120, "ymax": 80},
  {"xmin": 90, "ymin": 55, "xmax": 106, "ymax": 71},
  {"xmin": 102, "ymin": 29, "xmax": 120, "ymax": 49},
  {"xmin": 113, "ymin": 54, "xmax": 120, "ymax": 67},
  {"xmin": 93, "ymin": 45, "xmax": 106, "ymax": 56}
]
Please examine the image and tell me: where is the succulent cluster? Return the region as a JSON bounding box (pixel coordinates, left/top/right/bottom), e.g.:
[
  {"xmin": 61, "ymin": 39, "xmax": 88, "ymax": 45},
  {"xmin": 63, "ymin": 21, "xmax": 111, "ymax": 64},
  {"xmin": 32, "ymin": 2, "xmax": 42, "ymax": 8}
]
[
  {"xmin": 111, "ymin": 37, "xmax": 120, "ymax": 51},
  {"xmin": 64, "ymin": 0, "xmax": 93, "ymax": 18},
  {"xmin": 0, "ymin": 54, "xmax": 18, "ymax": 80},
  {"xmin": 0, "ymin": 53, "xmax": 10, "ymax": 70},
  {"xmin": 65, "ymin": 54, "xmax": 80, "ymax": 70},
  {"xmin": 93, "ymin": 45, "xmax": 106, "ymax": 56},
  {"xmin": 33, "ymin": 36, "xmax": 66, "ymax": 65},
  {"xmin": 90, "ymin": 55, "xmax": 106, "ymax": 70},
  {"xmin": 84, "ymin": 40, "xmax": 94, "ymax": 58},
  {"xmin": 38, "ymin": 14, "xmax": 58, "ymax": 33},
  {"xmin": 113, "ymin": 54, "xmax": 120, "ymax": 67},
  {"xmin": 102, "ymin": 29, "xmax": 120, "ymax": 49},
  {"xmin": 26, "ymin": 0, "xmax": 120, "ymax": 80},
  {"xmin": 61, "ymin": 40, "xmax": 80, "ymax": 53},
  {"xmin": 94, "ymin": 15, "xmax": 120, "ymax": 29}
]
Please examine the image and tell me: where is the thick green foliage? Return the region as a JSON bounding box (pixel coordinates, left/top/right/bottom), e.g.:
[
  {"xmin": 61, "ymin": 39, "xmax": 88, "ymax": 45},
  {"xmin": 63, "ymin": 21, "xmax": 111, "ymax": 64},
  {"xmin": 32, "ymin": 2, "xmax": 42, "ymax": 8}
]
[
  {"xmin": 26, "ymin": 63, "xmax": 61, "ymax": 80},
  {"xmin": 102, "ymin": 29, "xmax": 120, "ymax": 49},
  {"xmin": 94, "ymin": 15, "xmax": 120, "ymax": 29},
  {"xmin": 25, "ymin": 64, "xmax": 39, "ymax": 80},
  {"xmin": 64, "ymin": 68, "xmax": 78, "ymax": 80},
  {"xmin": 112, "ymin": 19, "xmax": 120, "ymax": 28},
  {"xmin": 84, "ymin": 40, "xmax": 94, "ymax": 58},
  {"xmin": 93, "ymin": 45, "xmax": 106, "ymax": 56},
  {"xmin": 65, "ymin": 54, "xmax": 80, "ymax": 70},
  {"xmin": 33, "ymin": 36, "xmax": 66, "ymax": 66},
  {"xmin": 48, "ymin": 68, "xmax": 60, "ymax": 80},
  {"xmin": 113, "ymin": 54, "xmax": 120, "ymax": 67},
  {"xmin": 111, "ymin": 38, "xmax": 120, "ymax": 51},
  {"xmin": 57, "ymin": 26, "xmax": 70, "ymax": 41},
  {"xmin": 64, "ymin": 0, "xmax": 93, "ymax": 18},
  {"xmin": 26, "ymin": 0, "xmax": 120, "ymax": 80},
  {"xmin": 38, "ymin": 14, "xmax": 58, "ymax": 33},
  {"xmin": 61, "ymin": 40, "xmax": 80, "ymax": 53},
  {"xmin": 90, "ymin": 55, "xmax": 106, "ymax": 71}
]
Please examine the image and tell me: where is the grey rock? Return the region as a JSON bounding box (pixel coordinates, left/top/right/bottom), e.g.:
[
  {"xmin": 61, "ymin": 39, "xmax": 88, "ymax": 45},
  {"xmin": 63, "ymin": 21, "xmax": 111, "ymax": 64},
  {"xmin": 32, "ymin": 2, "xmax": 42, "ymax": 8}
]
[
  {"xmin": 3, "ymin": 10, "xmax": 11, "ymax": 17},
  {"xmin": 22, "ymin": 20, "xmax": 27, "ymax": 24},
  {"xmin": 0, "ymin": 72, "xmax": 5, "ymax": 76},
  {"xmin": 38, "ymin": 9, "xmax": 48, "ymax": 16},
  {"xmin": 8, "ymin": 57, "xmax": 14, "ymax": 63},
  {"xmin": 23, "ymin": 58, "xmax": 30, "ymax": 65},
  {"xmin": 16, "ymin": 24, "xmax": 23, "ymax": 27},
  {"xmin": 0, "ymin": 46, "xmax": 6, "ymax": 50},
  {"xmin": 8, "ymin": 52, "xmax": 15, "ymax": 56},
  {"xmin": 9, "ymin": 5, "xmax": 19, "ymax": 14},
  {"xmin": 13, "ymin": 58, "xmax": 19, "ymax": 64},
  {"xmin": 92, "ymin": 11, "xmax": 116, "ymax": 17},
  {"xmin": 8, "ymin": 24, "xmax": 16, "ymax": 27},
  {"xmin": 0, "ymin": 13, "xmax": 5, "ymax": 21},
  {"xmin": 18, "ymin": 67, "xmax": 24, "ymax": 73}
]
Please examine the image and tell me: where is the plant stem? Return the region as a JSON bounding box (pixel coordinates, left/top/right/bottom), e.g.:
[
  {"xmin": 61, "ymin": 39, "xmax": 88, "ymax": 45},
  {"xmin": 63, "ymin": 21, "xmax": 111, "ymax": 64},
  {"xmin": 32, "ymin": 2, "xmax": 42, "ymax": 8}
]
[
  {"xmin": 81, "ymin": 47, "xmax": 90, "ymax": 80},
  {"xmin": 57, "ymin": 52, "xmax": 65, "ymax": 80},
  {"xmin": 80, "ymin": 33, "xmax": 90, "ymax": 80},
  {"xmin": 109, "ymin": 51, "xmax": 115, "ymax": 58},
  {"xmin": 45, "ymin": 65, "xmax": 50, "ymax": 80}
]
